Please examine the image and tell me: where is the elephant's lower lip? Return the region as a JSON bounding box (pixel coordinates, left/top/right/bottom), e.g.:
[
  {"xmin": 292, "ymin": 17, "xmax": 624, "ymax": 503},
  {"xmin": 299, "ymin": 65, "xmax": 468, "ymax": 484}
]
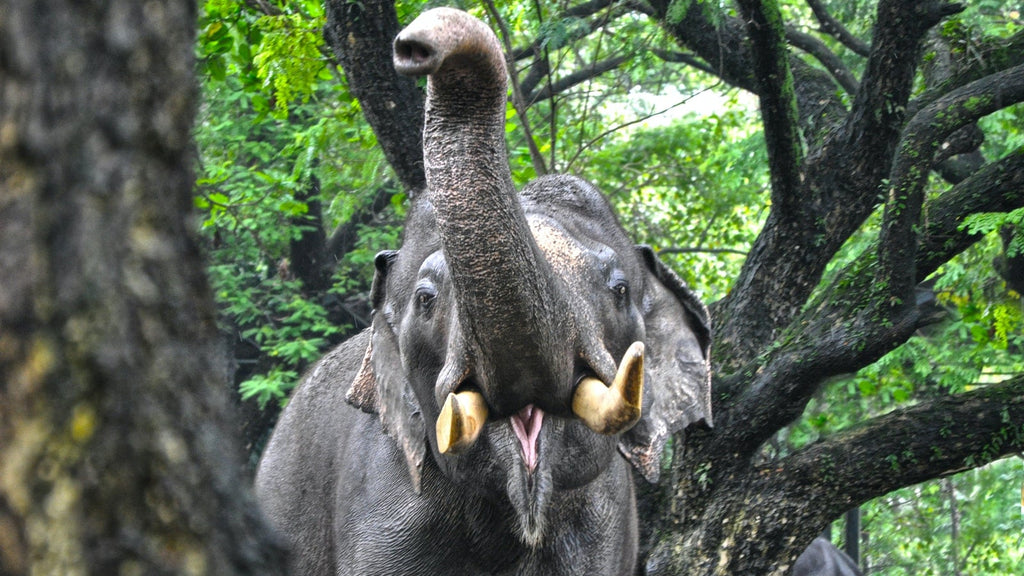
[{"xmin": 510, "ymin": 405, "xmax": 543, "ymax": 472}]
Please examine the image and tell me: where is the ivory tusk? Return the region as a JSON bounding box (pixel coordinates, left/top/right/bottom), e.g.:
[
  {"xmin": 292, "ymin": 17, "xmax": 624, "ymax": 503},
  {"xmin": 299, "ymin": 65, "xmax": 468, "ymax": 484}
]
[
  {"xmin": 572, "ymin": 341, "xmax": 644, "ymax": 435},
  {"xmin": 436, "ymin": 390, "xmax": 488, "ymax": 454}
]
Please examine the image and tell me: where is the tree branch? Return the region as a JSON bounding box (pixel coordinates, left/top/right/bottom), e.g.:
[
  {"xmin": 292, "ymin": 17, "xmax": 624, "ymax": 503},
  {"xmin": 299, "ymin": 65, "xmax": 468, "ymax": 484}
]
[
  {"xmin": 917, "ymin": 145, "xmax": 1024, "ymax": 279},
  {"xmin": 659, "ymin": 246, "xmax": 749, "ymax": 257},
  {"xmin": 651, "ymin": 48, "xmax": 717, "ymax": 76},
  {"xmin": 510, "ymin": 0, "xmax": 622, "ymax": 62},
  {"xmin": 780, "ymin": 374, "xmax": 1024, "ymax": 522},
  {"xmin": 323, "ymin": 182, "xmax": 401, "ymax": 264},
  {"xmin": 719, "ymin": 145, "xmax": 1024, "ymax": 450},
  {"xmin": 804, "ymin": 0, "xmax": 870, "ymax": 56},
  {"xmin": 911, "ymin": 29, "xmax": 1024, "ymax": 116},
  {"xmin": 648, "ymin": 0, "xmax": 758, "ymax": 93},
  {"xmin": 736, "ymin": 0, "xmax": 805, "ymax": 218},
  {"xmin": 879, "ymin": 63, "xmax": 1024, "ymax": 297},
  {"xmin": 843, "ymin": 0, "xmax": 964, "ymax": 193},
  {"xmin": 323, "ymin": 0, "xmax": 426, "ymax": 191},
  {"xmin": 718, "ymin": 282, "xmax": 940, "ymax": 458},
  {"xmin": 785, "ymin": 27, "xmax": 859, "ymax": 94},
  {"xmin": 483, "ymin": 0, "xmax": 548, "ymax": 176},
  {"xmin": 244, "ymin": 0, "xmax": 282, "ymax": 16},
  {"xmin": 526, "ymin": 55, "xmax": 631, "ymax": 103}
]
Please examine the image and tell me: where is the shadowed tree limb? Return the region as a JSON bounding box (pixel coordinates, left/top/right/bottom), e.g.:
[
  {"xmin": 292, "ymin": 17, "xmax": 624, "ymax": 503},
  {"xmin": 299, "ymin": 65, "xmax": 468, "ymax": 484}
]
[
  {"xmin": 323, "ymin": 182, "xmax": 402, "ymax": 265},
  {"xmin": 779, "ymin": 373, "xmax": 1024, "ymax": 530},
  {"xmin": 785, "ymin": 27, "xmax": 859, "ymax": 94},
  {"xmin": 735, "ymin": 0, "xmax": 805, "ymax": 218},
  {"xmin": 651, "ymin": 48, "xmax": 717, "ymax": 76},
  {"xmin": 648, "ymin": 0, "xmax": 758, "ymax": 93},
  {"xmin": 717, "ymin": 145, "xmax": 1024, "ymax": 431},
  {"xmin": 804, "ymin": 0, "xmax": 870, "ymax": 56},
  {"xmin": 526, "ymin": 55, "xmax": 632, "ymax": 103},
  {"xmin": 717, "ymin": 269, "xmax": 944, "ymax": 457},
  {"xmin": 911, "ymin": 29, "xmax": 1024, "ymax": 116},
  {"xmin": 671, "ymin": 374, "xmax": 1024, "ymax": 575},
  {"xmin": 511, "ymin": 0, "xmax": 622, "ymax": 62},
  {"xmin": 878, "ymin": 63, "xmax": 1024, "ymax": 298},
  {"xmin": 842, "ymin": 0, "xmax": 964, "ymax": 191},
  {"xmin": 323, "ymin": 0, "xmax": 426, "ymax": 192},
  {"xmin": 708, "ymin": 1, "xmax": 965, "ymax": 370},
  {"xmin": 918, "ymin": 146, "xmax": 1024, "ymax": 278}
]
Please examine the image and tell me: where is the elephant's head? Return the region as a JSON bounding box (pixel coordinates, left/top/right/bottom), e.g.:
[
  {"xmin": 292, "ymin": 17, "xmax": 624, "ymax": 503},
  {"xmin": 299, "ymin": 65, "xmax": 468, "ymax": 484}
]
[{"xmin": 346, "ymin": 7, "xmax": 711, "ymax": 546}]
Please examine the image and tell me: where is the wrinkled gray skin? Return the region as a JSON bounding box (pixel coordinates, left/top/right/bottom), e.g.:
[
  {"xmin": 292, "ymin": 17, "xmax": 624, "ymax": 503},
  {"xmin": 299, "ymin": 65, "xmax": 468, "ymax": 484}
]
[
  {"xmin": 792, "ymin": 538, "xmax": 863, "ymax": 576},
  {"xmin": 255, "ymin": 8, "xmax": 711, "ymax": 576}
]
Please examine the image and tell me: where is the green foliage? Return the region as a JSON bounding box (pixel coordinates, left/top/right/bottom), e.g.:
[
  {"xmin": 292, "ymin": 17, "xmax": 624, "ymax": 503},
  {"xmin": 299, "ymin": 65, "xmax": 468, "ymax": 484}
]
[
  {"xmin": 196, "ymin": 0, "xmax": 399, "ymax": 408},
  {"xmin": 666, "ymin": 0, "xmax": 725, "ymax": 27},
  {"xmin": 844, "ymin": 460, "xmax": 1024, "ymax": 575},
  {"xmin": 961, "ymin": 207, "xmax": 1024, "ymax": 258},
  {"xmin": 251, "ymin": 10, "xmax": 329, "ymax": 118},
  {"xmin": 585, "ymin": 102, "xmax": 768, "ymax": 299}
]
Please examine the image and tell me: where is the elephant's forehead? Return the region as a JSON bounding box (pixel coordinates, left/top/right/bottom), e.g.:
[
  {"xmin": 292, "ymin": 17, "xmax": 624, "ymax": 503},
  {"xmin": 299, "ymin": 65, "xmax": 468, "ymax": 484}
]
[{"xmin": 528, "ymin": 216, "xmax": 604, "ymax": 276}]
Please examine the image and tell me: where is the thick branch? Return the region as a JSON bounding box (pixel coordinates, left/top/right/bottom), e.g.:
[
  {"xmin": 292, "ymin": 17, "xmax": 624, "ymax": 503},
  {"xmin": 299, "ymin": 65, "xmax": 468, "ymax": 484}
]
[
  {"xmin": 918, "ymin": 146, "xmax": 1024, "ymax": 278},
  {"xmin": 510, "ymin": 0, "xmax": 620, "ymax": 62},
  {"xmin": 720, "ymin": 141, "xmax": 1024, "ymax": 447},
  {"xmin": 526, "ymin": 55, "xmax": 631, "ymax": 103},
  {"xmin": 719, "ymin": 145, "xmax": 1024, "ymax": 404},
  {"xmin": 804, "ymin": 0, "xmax": 870, "ymax": 56},
  {"xmin": 649, "ymin": 0, "xmax": 758, "ymax": 92},
  {"xmin": 911, "ymin": 29, "xmax": 1024, "ymax": 116},
  {"xmin": 785, "ymin": 27, "xmax": 859, "ymax": 94},
  {"xmin": 718, "ymin": 286, "xmax": 938, "ymax": 458},
  {"xmin": 780, "ymin": 374, "xmax": 1024, "ymax": 520},
  {"xmin": 323, "ymin": 0, "xmax": 426, "ymax": 191},
  {"xmin": 651, "ymin": 48, "xmax": 717, "ymax": 76},
  {"xmin": 736, "ymin": 0, "xmax": 805, "ymax": 217},
  {"xmin": 843, "ymin": 0, "xmax": 964, "ymax": 190},
  {"xmin": 879, "ymin": 63, "xmax": 1024, "ymax": 295},
  {"xmin": 290, "ymin": 175, "xmax": 331, "ymax": 291}
]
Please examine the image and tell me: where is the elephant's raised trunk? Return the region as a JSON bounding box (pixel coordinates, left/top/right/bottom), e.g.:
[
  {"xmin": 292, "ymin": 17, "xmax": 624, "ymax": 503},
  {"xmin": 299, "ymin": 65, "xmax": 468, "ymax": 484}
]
[
  {"xmin": 395, "ymin": 8, "xmax": 573, "ymax": 418},
  {"xmin": 395, "ymin": 10, "xmax": 643, "ymax": 456}
]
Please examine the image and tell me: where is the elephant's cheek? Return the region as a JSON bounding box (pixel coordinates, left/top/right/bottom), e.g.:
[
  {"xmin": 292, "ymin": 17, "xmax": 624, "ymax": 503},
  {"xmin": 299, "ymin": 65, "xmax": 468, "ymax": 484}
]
[{"xmin": 549, "ymin": 421, "xmax": 619, "ymax": 490}]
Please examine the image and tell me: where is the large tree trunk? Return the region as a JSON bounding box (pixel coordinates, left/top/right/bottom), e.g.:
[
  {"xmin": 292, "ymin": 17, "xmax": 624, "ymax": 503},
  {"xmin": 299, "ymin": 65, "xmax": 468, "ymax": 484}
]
[{"xmin": 0, "ymin": 1, "xmax": 287, "ymax": 574}]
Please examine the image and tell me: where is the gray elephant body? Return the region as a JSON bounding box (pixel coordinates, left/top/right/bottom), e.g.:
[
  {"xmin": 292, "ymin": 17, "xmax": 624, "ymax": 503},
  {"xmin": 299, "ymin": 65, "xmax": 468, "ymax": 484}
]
[
  {"xmin": 257, "ymin": 332, "xmax": 638, "ymax": 576},
  {"xmin": 792, "ymin": 538, "xmax": 863, "ymax": 576},
  {"xmin": 256, "ymin": 8, "xmax": 711, "ymax": 576}
]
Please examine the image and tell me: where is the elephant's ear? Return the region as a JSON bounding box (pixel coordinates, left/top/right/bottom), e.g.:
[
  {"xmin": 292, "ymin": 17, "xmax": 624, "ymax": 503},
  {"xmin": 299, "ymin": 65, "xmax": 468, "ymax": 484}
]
[
  {"xmin": 620, "ymin": 246, "xmax": 712, "ymax": 483},
  {"xmin": 346, "ymin": 250, "xmax": 428, "ymax": 493}
]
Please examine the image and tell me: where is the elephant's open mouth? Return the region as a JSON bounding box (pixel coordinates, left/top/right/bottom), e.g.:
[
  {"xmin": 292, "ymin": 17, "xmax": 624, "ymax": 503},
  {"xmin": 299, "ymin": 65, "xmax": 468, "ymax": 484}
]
[
  {"xmin": 435, "ymin": 342, "xmax": 645, "ymax": 458},
  {"xmin": 510, "ymin": 404, "xmax": 544, "ymax": 472}
]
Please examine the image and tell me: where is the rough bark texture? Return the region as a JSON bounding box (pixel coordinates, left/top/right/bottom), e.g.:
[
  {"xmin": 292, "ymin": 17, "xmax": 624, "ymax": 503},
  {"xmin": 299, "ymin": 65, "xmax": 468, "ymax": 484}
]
[
  {"xmin": 323, "ymin": 0, "xmax": 427, "ymax": 193},
  {"xmin": 321, "ymin": 1, "xmax": 1024, "ymax": 574},
  {"xmin": 0, "ymin": 1, "xmax": 288, "ymax": 574}
]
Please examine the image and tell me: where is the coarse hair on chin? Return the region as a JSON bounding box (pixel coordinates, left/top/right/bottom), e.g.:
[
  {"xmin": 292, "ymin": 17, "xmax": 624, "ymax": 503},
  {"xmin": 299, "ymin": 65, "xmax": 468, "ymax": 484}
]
[{"xmin": 506, "ymin": 466, "xmax": 552, "ymax": 549}]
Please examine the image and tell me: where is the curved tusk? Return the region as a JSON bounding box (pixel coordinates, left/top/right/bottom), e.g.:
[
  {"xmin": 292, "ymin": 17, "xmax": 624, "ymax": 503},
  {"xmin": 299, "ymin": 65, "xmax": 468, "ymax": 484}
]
[
  {"xmin": 572, "ymin": 341, "xmax": 645, "ymax": 435},
  {"xmin": 436, "ymin": 390, "xmax": 489, "ymax": 454}
]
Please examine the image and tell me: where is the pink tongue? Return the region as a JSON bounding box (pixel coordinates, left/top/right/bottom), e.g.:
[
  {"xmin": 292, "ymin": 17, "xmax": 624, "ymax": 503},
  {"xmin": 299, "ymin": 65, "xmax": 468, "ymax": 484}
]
[{"xmin": 510, "ymin": 405, "xmax": 544, "ymax": 472}]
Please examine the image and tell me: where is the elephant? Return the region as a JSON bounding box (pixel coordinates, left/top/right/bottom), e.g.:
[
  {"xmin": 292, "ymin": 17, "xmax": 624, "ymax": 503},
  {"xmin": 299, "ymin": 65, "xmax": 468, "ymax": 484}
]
[
  {"xmin": 791, "ymin": 538, "xmax": 863, "ymax": 576},
  {"xmin": 254, "ymin": 7, "xmax": 711, "ymax": 576}
]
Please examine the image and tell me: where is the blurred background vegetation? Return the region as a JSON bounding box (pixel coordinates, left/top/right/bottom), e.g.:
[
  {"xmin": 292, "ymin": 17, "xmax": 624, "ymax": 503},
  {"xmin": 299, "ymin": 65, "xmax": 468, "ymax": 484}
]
[{"xmin": 193, "ymin": 1, "xmax": 1022, "ymax": 573}]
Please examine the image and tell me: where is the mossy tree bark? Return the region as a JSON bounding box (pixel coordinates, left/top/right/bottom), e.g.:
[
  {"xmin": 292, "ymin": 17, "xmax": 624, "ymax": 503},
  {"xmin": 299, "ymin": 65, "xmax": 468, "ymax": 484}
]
[{"xmin": 0, "ymin": 1, "xmax": 287, "ymax": 574}]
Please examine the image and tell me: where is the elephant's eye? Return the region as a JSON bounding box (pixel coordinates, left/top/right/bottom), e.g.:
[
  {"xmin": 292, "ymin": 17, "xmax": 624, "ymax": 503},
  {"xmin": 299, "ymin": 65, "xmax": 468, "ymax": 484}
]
[
  {"xmin": 414, "ymin": 283, "xmax": 437, "ymax": 312},
  {"xmin": 609, "ymin": 271, "xmax": 629, "ymax": 304}
]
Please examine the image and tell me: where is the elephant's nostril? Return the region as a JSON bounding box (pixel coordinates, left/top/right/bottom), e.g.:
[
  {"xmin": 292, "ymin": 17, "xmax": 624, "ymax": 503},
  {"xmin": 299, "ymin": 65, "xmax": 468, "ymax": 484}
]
[
  {"xmin": 410, "ymin": 43, "xmax": 432, "ymax": 62},
  {"xmin": 394, "ymin": 38, "xmax": 437, "ymax": 76}
]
